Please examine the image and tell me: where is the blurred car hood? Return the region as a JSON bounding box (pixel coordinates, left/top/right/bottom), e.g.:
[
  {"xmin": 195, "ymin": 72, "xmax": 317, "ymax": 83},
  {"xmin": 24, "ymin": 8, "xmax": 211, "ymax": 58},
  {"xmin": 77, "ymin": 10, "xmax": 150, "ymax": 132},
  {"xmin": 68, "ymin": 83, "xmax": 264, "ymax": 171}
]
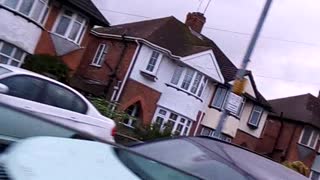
[{"xmin": 0, "ymin": 137, "xmax": 139, "ymax": 180}]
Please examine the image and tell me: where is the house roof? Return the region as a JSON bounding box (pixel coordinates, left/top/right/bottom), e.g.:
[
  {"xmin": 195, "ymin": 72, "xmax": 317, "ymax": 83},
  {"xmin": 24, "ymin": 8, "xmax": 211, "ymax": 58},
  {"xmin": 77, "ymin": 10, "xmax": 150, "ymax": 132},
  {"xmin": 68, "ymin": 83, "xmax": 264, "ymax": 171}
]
[
  {"xmin": 62, "ymin": 0, "xmax": 109, "ymax": 26},
  {"xmin": 269, "ymin": 94, "xmax": 320, "ymax": 128},
  {"xmin": 93, "ymin": 16, "xmax": 238, "ymax": 82}
]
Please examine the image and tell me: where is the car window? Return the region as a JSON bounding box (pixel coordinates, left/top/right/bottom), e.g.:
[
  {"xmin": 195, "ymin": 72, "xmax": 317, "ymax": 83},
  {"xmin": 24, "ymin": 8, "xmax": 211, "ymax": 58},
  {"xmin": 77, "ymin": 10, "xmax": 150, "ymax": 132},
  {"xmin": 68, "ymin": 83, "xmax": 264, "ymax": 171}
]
[
  {"xmin": 132, "ymin": 139, "xmax": 250, "ymax": 180},
  {"xmin": 115, "ymin": 148, "xmax": 200, "ymax": 180},
  {"xmin": 42, "ymin": 82, "xmax": 87, "ymax": 114},
  {"xmin": 0, "ymin": 103, "xmax": 76, "ymax": 146},
  {"xmin": 0, "ymin": 67, "xmax": 11, "ymax": 76},
  {"xmin": 0, "ymin": 75, "xmax": 44, "ymax": 102}
]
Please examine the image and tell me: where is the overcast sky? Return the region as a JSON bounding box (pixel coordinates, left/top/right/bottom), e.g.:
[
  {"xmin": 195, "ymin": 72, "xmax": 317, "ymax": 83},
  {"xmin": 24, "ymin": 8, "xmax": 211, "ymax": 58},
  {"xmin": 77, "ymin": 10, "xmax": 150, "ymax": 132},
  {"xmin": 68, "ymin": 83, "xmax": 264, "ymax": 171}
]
[{"xmin": 93, "ymin": 0, "xmax": 320, "ymax": 100}]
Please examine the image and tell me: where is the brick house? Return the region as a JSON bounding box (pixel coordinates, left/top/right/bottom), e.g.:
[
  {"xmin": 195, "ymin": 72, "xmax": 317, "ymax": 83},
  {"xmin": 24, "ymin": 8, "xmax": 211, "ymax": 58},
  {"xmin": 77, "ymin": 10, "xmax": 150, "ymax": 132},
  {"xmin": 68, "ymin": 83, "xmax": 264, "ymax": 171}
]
[
  {"xmin": 256, "ymin": 93, "xmax": 320, "ymax": 175},
  {"xmin": 73, "ymin": 12, "xmax": 271, "ymax": 141},
  {"xmin": 0, "ymin": 0, "xmax": 109, "ymax": 72}
]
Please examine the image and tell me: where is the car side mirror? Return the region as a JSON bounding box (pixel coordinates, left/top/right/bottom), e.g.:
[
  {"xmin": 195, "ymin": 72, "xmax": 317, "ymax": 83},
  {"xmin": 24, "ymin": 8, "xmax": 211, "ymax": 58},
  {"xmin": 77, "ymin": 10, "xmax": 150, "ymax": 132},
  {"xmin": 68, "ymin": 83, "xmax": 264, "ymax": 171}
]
[{"xmin": 0, "ymin": 83, "xmax": 9, "ymax": 94}]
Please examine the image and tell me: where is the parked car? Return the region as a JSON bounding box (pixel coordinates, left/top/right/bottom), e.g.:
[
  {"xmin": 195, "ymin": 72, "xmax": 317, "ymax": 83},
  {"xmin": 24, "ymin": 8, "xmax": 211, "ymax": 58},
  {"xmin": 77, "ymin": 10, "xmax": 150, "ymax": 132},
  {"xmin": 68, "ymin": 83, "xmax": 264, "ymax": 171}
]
[
  {"xmin": 130, "ymin": 136, "xmax": 308, "ymax": 180},
  {"xmin": 0, "ymin": 64, "xmax": 115, "ymax": 142}
]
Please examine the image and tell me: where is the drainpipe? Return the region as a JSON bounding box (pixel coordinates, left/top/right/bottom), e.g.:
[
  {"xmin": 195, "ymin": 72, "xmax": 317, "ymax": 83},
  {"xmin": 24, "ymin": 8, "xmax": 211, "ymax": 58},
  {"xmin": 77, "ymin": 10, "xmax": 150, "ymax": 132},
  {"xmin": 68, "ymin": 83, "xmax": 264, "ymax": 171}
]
[
  {"xmin": 113, "ymin": 40, "xmax": 141, "ymax": 108},
  {"xmin": 104, "ymin": 34, "xmax": 128, "ymax": 97}
]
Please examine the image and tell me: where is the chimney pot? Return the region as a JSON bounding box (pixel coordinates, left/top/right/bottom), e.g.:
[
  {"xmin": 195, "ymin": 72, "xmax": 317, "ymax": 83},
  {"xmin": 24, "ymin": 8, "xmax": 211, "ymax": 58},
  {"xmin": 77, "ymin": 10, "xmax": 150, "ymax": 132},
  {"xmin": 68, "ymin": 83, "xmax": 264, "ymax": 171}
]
[{"xmin": 185, "ymin": 12, "xmax": 206, "ymax": 33}]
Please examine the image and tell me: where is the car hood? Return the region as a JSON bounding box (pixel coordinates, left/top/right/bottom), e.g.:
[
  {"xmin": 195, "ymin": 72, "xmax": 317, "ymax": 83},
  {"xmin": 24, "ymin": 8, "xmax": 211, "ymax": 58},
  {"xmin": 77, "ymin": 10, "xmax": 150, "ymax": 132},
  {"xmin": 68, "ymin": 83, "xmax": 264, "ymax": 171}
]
[{"xmin": 0, "ymin": 137, "xmax": 139, "ymax": 180}]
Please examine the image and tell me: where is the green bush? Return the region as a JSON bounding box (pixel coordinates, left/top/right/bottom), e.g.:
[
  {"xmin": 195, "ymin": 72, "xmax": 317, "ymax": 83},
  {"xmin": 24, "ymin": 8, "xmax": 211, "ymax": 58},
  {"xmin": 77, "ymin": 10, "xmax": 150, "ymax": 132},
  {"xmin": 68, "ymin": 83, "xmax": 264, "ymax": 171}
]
[
  {"xmin": 283, "ymin": 161, "xmax": 308, "ymax": 176},
  {"xmin": 22, "ymin": 54, "xmax": 70, "ymax": 83}
]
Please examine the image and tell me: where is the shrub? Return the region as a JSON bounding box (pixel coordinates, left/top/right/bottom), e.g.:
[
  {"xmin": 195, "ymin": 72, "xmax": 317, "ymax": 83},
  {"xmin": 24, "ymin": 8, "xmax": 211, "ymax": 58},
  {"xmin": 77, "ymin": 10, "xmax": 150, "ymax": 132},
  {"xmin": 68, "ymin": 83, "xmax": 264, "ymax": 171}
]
[{"xmin": 283, "ymin": 161, "xmax": 308, "ymax": 176}]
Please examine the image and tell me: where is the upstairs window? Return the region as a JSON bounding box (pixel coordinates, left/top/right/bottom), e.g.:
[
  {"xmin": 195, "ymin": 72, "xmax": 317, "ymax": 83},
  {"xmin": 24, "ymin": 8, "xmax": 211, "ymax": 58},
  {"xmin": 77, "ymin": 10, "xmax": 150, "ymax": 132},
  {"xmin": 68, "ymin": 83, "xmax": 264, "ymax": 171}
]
[
  {"xmin": 146, "ymin": 51, "xmax": 161, "ymax": 74},
  {"xmin": 248, "ymin": 105, "xmax": 263, "ymax": 127},
  {"xmin": 211, "ymin": 87, "xmax": 228, "ymax": 109},
  {"xmin": 54, "ymin": 9, "xmax": 87, "ymax": 44},
  {"xmin": 170, "ymin": 66, "xmax": 208, "ymax": 98},
  {"xmin": 200, "ymin": 127, "xmax": 232, "ymax": 142},
  {"xmin": 299, "ymin": 126, "xmax": 318, "ymax": 149},
  {"xmin": 91, "ymin": 44, "xmax": 107, "ymax": 66},
  {"xmin": 2, "ymin": 0, "xmax": 49, "ymax": 24},
  {"xmin": 0, "ymin": 41, "xmax": 27, "ymax": 67}
]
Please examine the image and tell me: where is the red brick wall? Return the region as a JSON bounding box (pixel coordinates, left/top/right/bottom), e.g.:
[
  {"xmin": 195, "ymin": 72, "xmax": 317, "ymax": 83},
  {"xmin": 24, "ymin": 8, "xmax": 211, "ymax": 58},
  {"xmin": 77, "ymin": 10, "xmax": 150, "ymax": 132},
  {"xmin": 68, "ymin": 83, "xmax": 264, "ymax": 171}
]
[
  {"xmin": 189, "ymin": 111, "xmax": 205, "ymax": 136},
  {"xmin": 77, "ymin": 37, "xmax": 137, "ymax": 86},
  {"xmin": 233, "ymin": 130, "xmax": 259, "ymax": 151},
  {"xmin": 118, "ymin": 79, "xmax": 161, "ymax": 125},
  {"xmin": 34, "ymin": 2, "xmax": 95, "ymax": 73}
]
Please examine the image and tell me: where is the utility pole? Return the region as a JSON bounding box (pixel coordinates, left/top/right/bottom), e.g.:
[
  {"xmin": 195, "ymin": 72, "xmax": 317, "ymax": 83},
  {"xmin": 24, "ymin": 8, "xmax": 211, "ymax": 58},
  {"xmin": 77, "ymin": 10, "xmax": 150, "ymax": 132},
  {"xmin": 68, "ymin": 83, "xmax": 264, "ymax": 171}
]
[{"xmin": 214, "ymin": 0, "xmax": 273, "ymax": 138}]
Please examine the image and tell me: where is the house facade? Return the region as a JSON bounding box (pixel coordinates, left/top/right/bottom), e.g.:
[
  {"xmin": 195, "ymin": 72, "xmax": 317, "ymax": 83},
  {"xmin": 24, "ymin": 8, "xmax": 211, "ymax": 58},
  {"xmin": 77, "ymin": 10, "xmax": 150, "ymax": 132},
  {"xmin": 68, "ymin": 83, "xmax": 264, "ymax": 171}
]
[
  {"xmin": 0, "ymin": 0, "xmax": 108, "ymax": 72},
  {"xmin": 256, "ymin": 93, "xmax": 320, "ymax": 176},
  {"xmin": 74, "ymin": 12, "xmax": 271, "ymax": 141}
]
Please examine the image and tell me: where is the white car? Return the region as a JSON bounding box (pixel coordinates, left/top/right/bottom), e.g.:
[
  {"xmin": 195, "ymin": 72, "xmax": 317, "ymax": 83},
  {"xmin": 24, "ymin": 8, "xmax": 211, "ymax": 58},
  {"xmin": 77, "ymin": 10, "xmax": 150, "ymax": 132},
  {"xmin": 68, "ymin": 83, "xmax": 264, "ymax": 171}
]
[{"xmin": 0, "ymin": 64, "xmax": 115, "ymax": 142}]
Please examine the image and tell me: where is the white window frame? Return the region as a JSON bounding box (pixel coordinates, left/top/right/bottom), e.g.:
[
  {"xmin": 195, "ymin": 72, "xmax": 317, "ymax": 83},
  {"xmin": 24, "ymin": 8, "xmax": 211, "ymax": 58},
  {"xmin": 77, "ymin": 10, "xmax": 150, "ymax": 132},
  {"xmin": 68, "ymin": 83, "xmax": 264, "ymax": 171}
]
[
  {"xmin": 200, "ymin": 127, "xmax": 232, "ymax": 142},
  {"xmin": 122, "ymin": 104, "xmax": 139, "ymax": 129},
  {"xmin": 248, "ymin": 105, "xmax": 264, "ymax": 127},
  {"xmin": 230, "ymin": 97, "xmax": 246, "ymax": 117},
  {"xmin": 91, "ymin": 43, "xmax": 107, "ymax": 67},
  {"xmin": 152, "ymin": 107, "xmax": 192, "ymax": 136},
  {"xmin": 1, "ymin": 0, "xmax": 49, "ymax": 25},
  {"xmin": 52, "ymin": 8, "xmax": 87, "ymax": 45},
  {"xmin": 211, "ymin": 87, "xmax": 229, "ymax": 109},
  {"xmin": 145, "ymin": 51, "xmax": 162, "ymax": 75},
  {"xmin": 0, "ymin": 41, "xmax": 27, "ymax": 67},
  {"xmin": 299, "ymin": 126, "xmax": 319, "ymax": 149},
  {"xmin": 170, "ymin": 66, "xmax": 208, "ymax": 98}
]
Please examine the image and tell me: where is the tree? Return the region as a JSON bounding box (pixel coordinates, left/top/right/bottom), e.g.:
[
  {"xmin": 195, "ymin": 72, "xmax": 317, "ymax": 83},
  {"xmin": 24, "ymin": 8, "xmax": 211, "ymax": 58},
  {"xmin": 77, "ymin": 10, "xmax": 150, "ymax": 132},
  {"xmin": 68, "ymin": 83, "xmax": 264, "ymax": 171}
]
[
  {"xmin": 22, "ymin": 54, "xmax": 70, "ymax": 83},
  {"xmin": 283, "ymin": 161, "xmax": 308, "ymax": 176}
]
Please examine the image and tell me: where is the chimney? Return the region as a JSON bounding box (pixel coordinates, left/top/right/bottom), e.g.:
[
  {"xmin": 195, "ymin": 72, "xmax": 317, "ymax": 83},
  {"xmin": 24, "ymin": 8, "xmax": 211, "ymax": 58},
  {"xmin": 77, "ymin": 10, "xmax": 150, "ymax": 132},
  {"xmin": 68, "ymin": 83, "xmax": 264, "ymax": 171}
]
[{"xmin": 185, "ymin": 12, "xmax": 206, "ymax": 33}]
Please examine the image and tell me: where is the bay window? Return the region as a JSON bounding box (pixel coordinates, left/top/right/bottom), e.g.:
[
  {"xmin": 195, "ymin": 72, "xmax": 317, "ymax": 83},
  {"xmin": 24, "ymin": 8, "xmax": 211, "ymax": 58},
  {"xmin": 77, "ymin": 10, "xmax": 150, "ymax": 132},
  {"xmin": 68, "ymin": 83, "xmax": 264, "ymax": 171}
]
[
  {"xmin": 299, "ymin": 126, "xmax": 318, "ymax": 149},
  {"xmin": 0, "ymin": 41, "xmax": 27, "ymax": 67},
  {"xmin": 170, "ymin": 66, "xmax": 207, "ymax": 98},
  {"xmin": 91, "ymin": 44, "xmax": 108, "ymax": 66},
  {"xmin": 2, "ymin": 0, "xmax": 49, "ymax": 24},
  {"xmin": 200, "ymin": 127, "xmax": 232, "ymax": 142},
  {"xmin": 54, "ymin": 9, "xmax": 87, "ymax": 44},
  {"xmin": 153, "ymin": 108, "xmax": 192, "ymax": 136},
  {"xmin": 248, "ymin": 105, "xmax": 263, "ymax": 127}
]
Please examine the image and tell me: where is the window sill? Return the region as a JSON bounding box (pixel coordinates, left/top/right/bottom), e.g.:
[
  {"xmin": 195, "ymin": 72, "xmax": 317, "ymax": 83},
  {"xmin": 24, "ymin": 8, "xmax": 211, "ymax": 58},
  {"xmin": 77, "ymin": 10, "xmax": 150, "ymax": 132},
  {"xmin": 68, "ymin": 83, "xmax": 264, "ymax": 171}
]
[
  {"xmin": 119, "ymin": 122, "xmax": 136, "ymax": 129},
  {"xmin": 297, "ymin": 143, "xmax": 316, "ymax": 151},
  {"xmin": 247, "ymin": 123, "xmax": 259, "ymax": 129},
  {"xmin": 140, "ymin": 70, "xmax": 158, "ymax": 81},
  {"xmin": 90, "ymin": 64, "xmax": 102, "ymax": 68},
  {"xmin": 165, "ymin": 83, "xmax": 203, "ymax": 102},
  {"xmin": 0, "ymin": 4, "xmax": 45, "ymax": 30}
]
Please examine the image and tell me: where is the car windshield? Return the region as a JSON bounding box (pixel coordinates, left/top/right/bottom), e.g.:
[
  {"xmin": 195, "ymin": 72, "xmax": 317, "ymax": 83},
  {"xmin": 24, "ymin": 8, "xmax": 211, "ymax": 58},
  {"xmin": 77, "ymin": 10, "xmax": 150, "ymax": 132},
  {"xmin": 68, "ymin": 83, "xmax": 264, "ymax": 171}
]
[
  {"xmin": 115, "ymin": 147, "xmax": 201, "ymax": 180},
  {"xmin": 0, "ymin": 67, "xmax": 11, "ymax": 76}
]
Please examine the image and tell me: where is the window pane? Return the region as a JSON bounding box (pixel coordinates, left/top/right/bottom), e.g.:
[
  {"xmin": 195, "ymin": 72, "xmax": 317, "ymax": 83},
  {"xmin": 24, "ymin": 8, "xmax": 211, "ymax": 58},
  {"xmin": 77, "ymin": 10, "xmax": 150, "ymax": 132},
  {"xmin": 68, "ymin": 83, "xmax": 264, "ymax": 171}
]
[
  {"xmin": 197, "ymin": 78, "xmax": 207, "ymax": 97},
  {"xmin": 212, "ymin": 88, "xmax": 227, "ymax": 108},
  {"xmin": 169, "ymin": 113, "xmax": 178, "ymax": 121},
  {"xmin": 77, "ymin": 25, "xmax": 86, "ymax": 44},
  {"xmin": 311, "ymin": 171, "xmax": 320, "ymax": 180},
  {"xmin": 301, "ymin": 127, "xmax": 313, "ymax": 145},
  {"xmin": 55, "ymin": 16, "xmax": 71, "ymax": 36},
  {"xmin": 31, "ymin": 1, "xmax": 45, "ymax": 21},
  {"xmin": 183, "ymin": 127, "xmax": 189, "ymax": 136},
  {"xmin": 171, "ymin": 66, "xmax": 183, "ymax": 85},
  {"xmin": 0, "ymin": 55, "xmax": 9, "ymax": 64},
  {"xmin": 201, "ymin": 127, "xmax": 212, "ymax": 136},
  {"xmin": 310, "ymin": 132, "xmax": 318, "ymax": 148},
  {"xmin": 159, "ymin": 109, "xmax": 166, "ymax": 116},
  {"xmin": 19, "ymin": 0, "xmax": 35, "ymax": 15},
  {"xmin": 175, "ymin": 124, "xmax": 183, "ymax": 134},
  {"xmin": 1, "ymin": 43, "xmax": 14, "ymax": 56},
  {"xmin": 4, "ymin": 0, "xmax": 19, "ymax": 9},
  {"xmin": 68, "ymin": 22, "xmax": 81, "ymax": 40},
  {"xmin": 180, "ymin": 118, "xmax": 186, "ymax": 123},
  {"xmin": 181, "ymin": 69, "xmax": 195, "ymax": 90},
  {"xmin": 13, "ymin": 48, "xmax": 24, "ymax": 60},
  {"xmin": 249, "ymin": 111, "xmax": 260, "ymax": 125},
  {"xmin": 10, "ymin": 60, "xmax": 19, "ymax": 67},
  {"xmin": 42, "ymin": 83, "xmax": 87, "ymax": 113},
  {"xmin": 191, "ymin": 73, "xmax": 202, "ymax": 94},
  {"xmin": 92, "ymin": 44, "xmax": 106, "ymax": 65},
  {"xmin": 40, "ymin": 6, "xmax": 49, "ymax": 24},
  {"xmin": 146, "ymin": 51, "xmax": 159, "ymax": 72},
  {"xmin": 155, "ymin": 117, "xmax": 164, "ymax": 125},
  {"xmin": 0, "ymin": 75, "xmax": 44, "ymax": 101}
]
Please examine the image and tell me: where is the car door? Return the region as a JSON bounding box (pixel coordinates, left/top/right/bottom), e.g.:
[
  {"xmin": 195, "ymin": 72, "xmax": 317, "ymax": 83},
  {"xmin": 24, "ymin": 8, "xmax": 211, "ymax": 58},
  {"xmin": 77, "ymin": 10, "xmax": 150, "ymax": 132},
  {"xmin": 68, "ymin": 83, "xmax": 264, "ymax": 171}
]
[{"xmin": 0, "ymin": 75, "xmax": 46, "ymax": 114}]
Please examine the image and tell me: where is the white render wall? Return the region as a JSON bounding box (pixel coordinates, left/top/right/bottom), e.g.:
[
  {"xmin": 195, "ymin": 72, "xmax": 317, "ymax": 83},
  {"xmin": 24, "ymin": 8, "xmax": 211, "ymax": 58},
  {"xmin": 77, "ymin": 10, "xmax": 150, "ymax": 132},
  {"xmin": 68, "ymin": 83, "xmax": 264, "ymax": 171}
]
[
  {"xmin": 129, "ymin": 44, "xmax": 215, "ymax": 121},
  {"xmin": 0, "ymin": 9, "xmax": 43, "ymax": 53},
  {"xmin": 238, "ymin": 101, "xmax": 268, "ymax": 138}
]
